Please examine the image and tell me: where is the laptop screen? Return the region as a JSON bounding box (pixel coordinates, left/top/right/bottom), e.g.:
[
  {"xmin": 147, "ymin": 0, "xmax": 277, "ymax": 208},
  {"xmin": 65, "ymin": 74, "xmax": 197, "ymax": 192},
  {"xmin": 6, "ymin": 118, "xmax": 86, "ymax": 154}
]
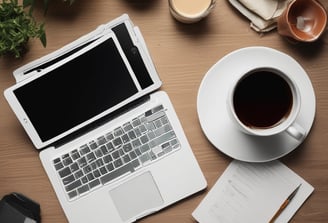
[{"xmin": 13, "ymin": 37, "xmax": 140, "ymax": 142}]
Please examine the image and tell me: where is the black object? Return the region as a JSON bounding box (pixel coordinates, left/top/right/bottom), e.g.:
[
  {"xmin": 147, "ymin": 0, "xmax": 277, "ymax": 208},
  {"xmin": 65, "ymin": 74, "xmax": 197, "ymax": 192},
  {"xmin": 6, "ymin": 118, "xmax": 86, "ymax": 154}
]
[
  {"xmin": 0, "ymin": 193, "xmax": 41, "ymax": 223},
  {"xmin": 112, "ymin": 23, "xmax": 154, "ymax": 89},
  {"xmin": 23, "ymin": 22, "xmax": 154, "ymax": 90}
]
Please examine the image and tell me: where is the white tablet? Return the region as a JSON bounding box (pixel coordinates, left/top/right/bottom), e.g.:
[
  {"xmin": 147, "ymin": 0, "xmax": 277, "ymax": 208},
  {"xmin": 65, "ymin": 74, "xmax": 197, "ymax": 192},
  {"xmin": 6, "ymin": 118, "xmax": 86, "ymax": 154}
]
[{"xmin": 4, "ymin": 32, "xmax": 161, "ymax": 149}]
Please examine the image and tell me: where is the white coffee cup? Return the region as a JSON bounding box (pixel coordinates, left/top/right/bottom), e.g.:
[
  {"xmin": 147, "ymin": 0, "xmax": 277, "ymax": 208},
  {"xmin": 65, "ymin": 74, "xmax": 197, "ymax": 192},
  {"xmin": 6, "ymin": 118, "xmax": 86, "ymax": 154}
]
[
  {"xmin": 227, "ymin": 67, "xmax": 305, "ymax": 140},
  {"xmin": 168, "ymin": 0, "xmax": 216, "ymax": 23}
]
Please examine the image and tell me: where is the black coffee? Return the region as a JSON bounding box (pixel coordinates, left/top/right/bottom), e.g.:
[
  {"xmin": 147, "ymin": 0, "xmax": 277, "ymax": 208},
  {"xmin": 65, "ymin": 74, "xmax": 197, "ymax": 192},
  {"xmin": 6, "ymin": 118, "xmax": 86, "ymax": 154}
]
[{"xmin": 233, "ymin": 70, "xmax": 293, "ymax": 128}]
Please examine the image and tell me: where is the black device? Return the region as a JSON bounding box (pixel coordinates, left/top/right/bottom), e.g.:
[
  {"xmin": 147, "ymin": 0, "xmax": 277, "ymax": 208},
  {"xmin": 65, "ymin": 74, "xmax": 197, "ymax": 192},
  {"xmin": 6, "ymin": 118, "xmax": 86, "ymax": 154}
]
[{"xmin": 0, "ymin": 193, "xmax": 41, "ymax": 223}]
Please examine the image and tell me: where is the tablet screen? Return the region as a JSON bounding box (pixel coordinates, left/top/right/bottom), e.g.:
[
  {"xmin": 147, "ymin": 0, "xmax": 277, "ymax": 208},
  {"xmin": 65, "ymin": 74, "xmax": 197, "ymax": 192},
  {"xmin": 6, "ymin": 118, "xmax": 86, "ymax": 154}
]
[{"xmin": 13, "ymin": 37, "xmax": 139, "ymax": 142}]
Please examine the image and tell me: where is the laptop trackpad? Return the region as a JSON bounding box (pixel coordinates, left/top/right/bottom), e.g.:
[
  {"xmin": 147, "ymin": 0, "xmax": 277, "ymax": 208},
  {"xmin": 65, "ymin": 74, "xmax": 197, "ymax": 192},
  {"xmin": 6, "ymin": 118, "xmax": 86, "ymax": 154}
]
[{"xmin": 109, "ymin": 171, "xmax": 164, "ymax": 221}]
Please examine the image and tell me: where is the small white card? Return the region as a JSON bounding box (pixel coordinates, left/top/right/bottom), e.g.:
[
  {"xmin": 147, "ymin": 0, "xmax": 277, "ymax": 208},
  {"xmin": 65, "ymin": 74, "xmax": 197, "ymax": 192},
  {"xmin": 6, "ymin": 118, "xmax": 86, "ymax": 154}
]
[{"xmin": 192, "ymin": 160, "xmax": 314, "ymax": 223}]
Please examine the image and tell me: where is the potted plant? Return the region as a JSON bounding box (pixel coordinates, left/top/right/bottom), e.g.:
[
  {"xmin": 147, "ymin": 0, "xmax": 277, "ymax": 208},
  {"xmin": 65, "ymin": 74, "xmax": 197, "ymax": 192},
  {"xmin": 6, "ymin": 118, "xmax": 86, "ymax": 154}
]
[{"xmin": 0, "ymin": 0, "xmax": 46, "ymax": 58}]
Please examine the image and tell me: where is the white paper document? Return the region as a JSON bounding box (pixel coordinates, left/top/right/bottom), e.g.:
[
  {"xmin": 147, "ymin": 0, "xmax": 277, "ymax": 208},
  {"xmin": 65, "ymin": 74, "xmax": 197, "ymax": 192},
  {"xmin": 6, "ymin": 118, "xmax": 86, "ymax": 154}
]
[{"xmin": 192, "ymin": 160, "xmax": 314, "ymax": 223}]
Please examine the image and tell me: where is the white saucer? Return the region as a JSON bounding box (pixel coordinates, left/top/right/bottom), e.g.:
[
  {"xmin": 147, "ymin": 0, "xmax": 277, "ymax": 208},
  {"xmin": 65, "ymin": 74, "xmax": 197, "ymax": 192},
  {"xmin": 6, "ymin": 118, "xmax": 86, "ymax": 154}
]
[{"xmin": 197, "ymin": 47, "xmax": 316, "ymax": 162}]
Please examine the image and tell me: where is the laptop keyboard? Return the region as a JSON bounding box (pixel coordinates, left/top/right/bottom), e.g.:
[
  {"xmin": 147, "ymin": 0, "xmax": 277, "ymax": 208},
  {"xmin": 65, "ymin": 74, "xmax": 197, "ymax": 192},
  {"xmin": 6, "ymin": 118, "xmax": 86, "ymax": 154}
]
[{"xmin": 52, "ymin": 105, "xmax": 180, "ymax": 200}]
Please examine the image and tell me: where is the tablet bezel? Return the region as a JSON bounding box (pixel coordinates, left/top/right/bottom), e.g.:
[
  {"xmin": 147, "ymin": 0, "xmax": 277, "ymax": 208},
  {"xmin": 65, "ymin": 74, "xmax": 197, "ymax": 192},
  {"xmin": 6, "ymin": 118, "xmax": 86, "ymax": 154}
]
[{"xmin": 4, "ymin": 32, "xmax": 162, "ymax": 149}]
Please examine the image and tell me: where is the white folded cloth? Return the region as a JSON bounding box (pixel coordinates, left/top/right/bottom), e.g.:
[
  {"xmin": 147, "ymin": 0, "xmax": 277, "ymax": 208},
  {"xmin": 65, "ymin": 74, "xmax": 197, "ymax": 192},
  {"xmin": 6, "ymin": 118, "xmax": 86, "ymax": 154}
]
[{"xmin": 228, "ymin": 0, "xmax": 293, "ymax": 32}]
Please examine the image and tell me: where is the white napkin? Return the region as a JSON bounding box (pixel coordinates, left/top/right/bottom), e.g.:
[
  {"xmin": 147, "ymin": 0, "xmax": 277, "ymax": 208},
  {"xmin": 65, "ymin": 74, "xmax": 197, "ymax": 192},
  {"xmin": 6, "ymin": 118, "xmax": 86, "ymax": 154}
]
[{"xmin": 228, "ymin": 0, "xmax": 293, "ymax": 32}]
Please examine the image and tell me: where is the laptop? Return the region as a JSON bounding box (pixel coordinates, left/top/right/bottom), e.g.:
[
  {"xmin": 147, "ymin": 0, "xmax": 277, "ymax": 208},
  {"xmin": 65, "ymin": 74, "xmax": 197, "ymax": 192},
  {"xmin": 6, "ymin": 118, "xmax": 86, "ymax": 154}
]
[{"xmin": 4, "ymin": 14, "xmax": 207, "ymax": 223}]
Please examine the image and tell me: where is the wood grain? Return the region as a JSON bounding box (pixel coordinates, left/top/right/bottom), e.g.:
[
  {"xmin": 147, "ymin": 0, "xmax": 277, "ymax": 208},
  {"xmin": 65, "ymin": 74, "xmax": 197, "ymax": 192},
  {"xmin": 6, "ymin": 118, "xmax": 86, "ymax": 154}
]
[{"xmin": 1, "ymin": 1, "xmax": 328, "ymax": 222}]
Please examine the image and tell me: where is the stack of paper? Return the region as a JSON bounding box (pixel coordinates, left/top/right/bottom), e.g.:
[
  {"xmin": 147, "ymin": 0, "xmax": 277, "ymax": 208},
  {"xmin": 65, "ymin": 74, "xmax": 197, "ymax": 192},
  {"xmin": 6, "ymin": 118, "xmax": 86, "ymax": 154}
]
[{"xmin": 192, "ymin": 160, "xmax": 314, "ymax": 223}]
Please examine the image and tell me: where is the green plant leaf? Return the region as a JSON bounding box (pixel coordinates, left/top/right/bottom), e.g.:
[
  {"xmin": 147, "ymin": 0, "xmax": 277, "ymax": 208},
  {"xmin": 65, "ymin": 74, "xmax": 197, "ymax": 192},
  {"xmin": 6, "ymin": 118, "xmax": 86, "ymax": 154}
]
[
  {"xmin": 0, "ymin": 0, "xmax": 47, "ymax": 58},
  {"xmin": 39, "ymin": 24, "xmax": 47, "ymax": 47}
]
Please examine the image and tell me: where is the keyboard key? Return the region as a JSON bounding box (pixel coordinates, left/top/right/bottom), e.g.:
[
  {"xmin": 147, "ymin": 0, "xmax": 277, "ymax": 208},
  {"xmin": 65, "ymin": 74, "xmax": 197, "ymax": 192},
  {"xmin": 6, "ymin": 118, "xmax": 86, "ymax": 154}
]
[
  {"xmin": 113, "ymin": 137, "xmax": 123, "ymax": 147},
  {"xmin": 74, "ymin": 170, "xmax": 83, "ymax": 179},
  {"xmin": 123, "ymin": 154, "xmax": 131, "ymax": 163},
  {"xmin": 157, "ymin": 151, "xmax": 165, "ymax": 157},
  {"xmin": 106, "ymin": 163, "xmax": 114, "ymax": 172},
  {"xmin": 114, "ymin": 127, "xmax": 124, "ymax": 137},
  {"xmin": 70, "ymin": 162, "xmax": 79, "ymax": 172},
  {"xmin": 71, "ymin": 150, "xmax": 80, "ymax": 160},
  {"xmin": 135, "ymin": 148, "xmax": 142, "ymax": 156},
  {"xmin": 152, "ymin": 146, "xmax": 163, "ymax": 155},
  {"xmin": 161, "ymin": 115, "xmax": 169, "ymax": 124},
  {"xmin": 162, "ymin": 142, "xmax": 170, "ymax": 149},
  {"xmin": 54, "ymin": 162, "xmax": 64, "ymax": 170},
  {"xmin": 170, "ymin": 139, "xmax": 180, "ymax": 149},
  {"xmin": 80, "ymin": 145, "xmax": 91, "ymax": 155},
  {"xmin": 100, "ymin": 145, "xmax": 109, "ymax": 155},
  {"xmin": 146, "ymin": 110, "xmax": 165, "ymax": 122},
  {"xmin": 106, "ymin": 142, "xmax": 115, "ymax": 152},
  {"xmin": 89, "ymin": 141, "xmax": 98, "ymax": 150},
  {"xmin": 83, "ymin": 165, "xmax": 92, "ymax": 174},
  {"xmin": 100, "ymin": 160, "xmax": 139, "ymax": 185},
  {"xmin": 113, "ymin": 158, "xmax": 123, "ymax": 168},
  {"xmin": 96, "ymin": 159, "xmax": 104, "ymax": 168},
  {"xmin": 134, "ymin": 128, "xmax": 142, "ymax": 137},
  {"xmin": 122, "ymin": 134, "xmax": 130, "ymax": 143},
  {"xmin": 95, "ymin": 148, "xmax": 103, "ymax": 158},
  {"xmin": 145, "ymin": 108, "xmax": 153, "ymax": 117},
  {"xmin": 132, "ymin": 159, "xmax": 141, "ymax": 169},
  {"xmin": 123, "ymin": 143, "xmax": 133, "ymax": 153},
  {"xmin": 164, "ymin": 146, "xmax": 173, "ymax": 154},
  {"xmin": 65, "ymin": 179, "xmax": 82, "ymax": 192},
  {"xmin": 129, "ymin": 151, "xmax": 137, "ymax": 159},
  {"xmin": 139, "ymin": 153, "xmax": 151, "ymax": 164},
  {"xmin": 63, "ymin": 157, "xmax": 73, "ymax": 166},
  {"xmin": 86, "ymin": 152, "xmax": 96, "ymax": 163},
  {"xmin": 140, "ymin": 135, "xmax": 149, "ymax": 144},
  {"xmin": 103, "ymin": 154, "xmax": 113, "ymax": 163},
  {"xmin": 63, "ymin": 174, "xmax": 75, "ymax": 185},
  {"xmin": 149, "ymin": 131, "xmax": 175, "ymax": 148},
  {"xmin": 146, "ymin": 122, "xmax": 155, "ymax": 131},
  {"xmin": 97, "ymin": 136, "xmax": 107, "ymax": 145},
  {"xmin": 62, "ymin": 153, "xmax": 70, "ymax": 160},
  {"xmin": 149, "ymin": 151, "xmax": 157, "ymax": 160},
  {"xmin": 99, "ymin": 166, "xmax": 108, "ymax": 175},
  {"xmin": 87, "ymin": 173, "xmax": 95, "ymax": 181},
  {"xmin": 93, "ymin": 169, "xmax": 101, "ymax": 178},
  {"xmin": 154, "ymin": 119, "xmax": 162, "ymax": 128},
  {"xmin": 89, "ymin": 179, "xmax": 101, "ymax": 189},
  {"xmin": 128, "ymin": 130, "xmax": 137, "ymax": 140},
  {"xmin": 140, "ymin": 144, "xmax": 150, "ymax": 153},
  {"xmin": 81, "ymin": 176, "xmax": 88, "ymax": 184},
  {"xmin": 140, "ymin": 116, "xmax": 147, "ymax": 123},
  {"xmin": 68, "ymin": 190, "xmax": 78, "ymax": 199},
  {"xmin": 59, "ymin": 167, "xmax": 71, "ymax": 178},
  {"xmin": 154, "ymin": 125, "xmax": 167, "ymax": 137},
  {"xmin": 53, "ymin": 158, "xmax": 61, "ymax": 164},
  {"xmin": 77, "ymin": 157, "xmax": 87, "ymax": 168},
  {"xmin": 132, "ymin": 118, "xmax": 141, "ymax": 127},
  {"xmin": 123, "ymin": 122, "xmax": 133, "ymax": 132},
  {"xmin": 78, "ymin": 185, "xmax": 89, "ymax": 194},
  {"xmin": 90, "ymin": 162, "xmax": 97, "ymax": 170},
  {"xmin": 139, "ymin": 124, "xmax": 147, "ymax": 133},
  {"xmin": 151, "ymin": 105, "xmax": 164, "ymax": 114},
  {"xmin": 147, "ymin": 131, "xmax": 156, "ymax": 140},
  {"xmin": 132, "ymin": 139, "xmax": 141, "ymax": 148},
  {"xmin": 105, "ymin": 132, "xmax": 114, "ymax": 141},
  {"xmin": 112, "ymin": 151, "xmax": 120, "ymax": 159}
]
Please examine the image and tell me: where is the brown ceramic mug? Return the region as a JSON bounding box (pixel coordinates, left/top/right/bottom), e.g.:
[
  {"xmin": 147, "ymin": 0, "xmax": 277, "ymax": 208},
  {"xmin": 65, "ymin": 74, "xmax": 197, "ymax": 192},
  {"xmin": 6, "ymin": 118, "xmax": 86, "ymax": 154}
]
[{"xmin": 277, "ymin": 0, "xmax": 327, "ymax": 42}]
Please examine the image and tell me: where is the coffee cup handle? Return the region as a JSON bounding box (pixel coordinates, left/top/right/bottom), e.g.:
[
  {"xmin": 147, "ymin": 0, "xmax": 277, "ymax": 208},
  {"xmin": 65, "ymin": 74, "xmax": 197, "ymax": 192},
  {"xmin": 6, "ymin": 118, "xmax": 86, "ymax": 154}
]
[{"xmin": 286, "ymin": 123, "xmax": 305, "ymax": 141}]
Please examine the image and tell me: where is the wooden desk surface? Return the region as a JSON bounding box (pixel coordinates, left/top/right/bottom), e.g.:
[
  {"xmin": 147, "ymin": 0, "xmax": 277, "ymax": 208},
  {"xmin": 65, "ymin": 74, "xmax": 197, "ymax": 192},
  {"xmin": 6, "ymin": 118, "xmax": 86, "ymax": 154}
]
[{"xmin": 1, "ymin": 1, "xmax": 328, "ymax": 222}]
